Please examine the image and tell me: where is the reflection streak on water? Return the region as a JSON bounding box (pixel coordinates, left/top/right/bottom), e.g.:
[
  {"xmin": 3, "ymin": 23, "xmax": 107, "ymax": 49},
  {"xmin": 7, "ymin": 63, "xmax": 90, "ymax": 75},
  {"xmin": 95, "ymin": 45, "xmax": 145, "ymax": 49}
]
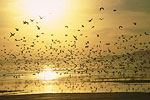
[{"xmin": 0, "ymin": 65, "xmax": 150, "ymax": 95}]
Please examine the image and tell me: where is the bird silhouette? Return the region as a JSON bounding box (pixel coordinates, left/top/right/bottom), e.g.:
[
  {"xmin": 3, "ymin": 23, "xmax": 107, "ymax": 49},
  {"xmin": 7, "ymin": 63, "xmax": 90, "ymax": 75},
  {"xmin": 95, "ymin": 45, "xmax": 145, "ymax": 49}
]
[
  {"xmin": 39, "ymin": 16, "xmax": 43, "ymax": 19},
  {"xmin": 15, "ymin": 28, "xmax": 19, "ymax": 31},
  {"xmin": 99, "ymin": 7, "xmax": 104, "ymax": 11},
  {"xmin": 99, "ymin": 18, "xmax": 104, "ymax": 20},
  {"xmin": 91, "ymin": 26, "xmax": 95, "ymax": 28},
  {"xmin": 65, "ymin": 26, "xmax": 68, "ymax": 28},
  {"xmin": 133, "ymin": 22, "xmax": 137, "ymax": 25},
  {"xmin": 36, "ymin": 35, "xmax": 40, "ymax": 38},
  {"xmin": 30, "ymin": 19, "xmax": 34, "ymax": 22},
  {"xmin": 10, "ymin": 32, "xmax": 15, "ymax": 37},
  {"xmin": 113, "ymin": 9, "xmax": 117, "ymax": 12},
  {"xmin": 88, "ymin": 18, "xmax": 93, "ymax": 22},
  {"xmin": 119, "ymin": 26, "xmax": 123, "ymax": 30},
  {"xmin": 23, "ymin": 21, "xmax": 29, "ymax": 25},
  {"xmin": 36, "ymin": 26, "xmax": 40, "ymax": 30}
]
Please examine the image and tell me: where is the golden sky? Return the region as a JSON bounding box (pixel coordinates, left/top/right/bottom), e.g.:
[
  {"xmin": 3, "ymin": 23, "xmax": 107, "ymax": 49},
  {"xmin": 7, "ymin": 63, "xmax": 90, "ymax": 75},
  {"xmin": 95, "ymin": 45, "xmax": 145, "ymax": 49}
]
[{"xmin": 0, "ymin": 0, "xmax": 150, "ymax": 55}]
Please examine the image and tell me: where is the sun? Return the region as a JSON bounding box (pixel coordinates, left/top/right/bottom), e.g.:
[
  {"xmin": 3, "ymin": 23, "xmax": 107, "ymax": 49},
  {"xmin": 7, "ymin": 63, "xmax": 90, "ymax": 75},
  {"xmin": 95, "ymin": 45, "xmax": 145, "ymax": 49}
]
[{"xmin": 20, "ymin": 0, "xmax": 67, "ymax": 19}]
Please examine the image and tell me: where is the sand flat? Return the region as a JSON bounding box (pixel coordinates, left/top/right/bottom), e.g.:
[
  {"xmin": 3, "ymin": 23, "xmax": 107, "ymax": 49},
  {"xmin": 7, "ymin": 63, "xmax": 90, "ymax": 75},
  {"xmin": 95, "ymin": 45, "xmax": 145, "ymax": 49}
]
[{"xmin": 0, "ymin": 92, "xmax": 150, "ymax": 100}]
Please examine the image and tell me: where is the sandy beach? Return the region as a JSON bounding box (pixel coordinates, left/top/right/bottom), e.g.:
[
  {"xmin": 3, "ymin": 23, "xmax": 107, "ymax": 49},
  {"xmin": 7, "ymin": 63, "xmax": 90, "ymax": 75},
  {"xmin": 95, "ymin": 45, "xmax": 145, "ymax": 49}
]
[{"xmin": 0, "ymin": 92, "xmax": 150, "ymax": 100}]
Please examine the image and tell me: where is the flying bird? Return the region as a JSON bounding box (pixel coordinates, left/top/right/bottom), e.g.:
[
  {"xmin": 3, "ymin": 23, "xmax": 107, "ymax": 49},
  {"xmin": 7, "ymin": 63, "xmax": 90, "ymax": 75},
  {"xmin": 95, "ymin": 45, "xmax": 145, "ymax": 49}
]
[
  {"xmin": 91, "ymin": 26, "xmax": 95, "ymax": 28},
  {"xmin": 15, "ymin": 28, "xmax": 19, "ymax": 31},
  {"xmin": 99, "ymin": 18, "xmax": 104, "ymax": 20},
  {"xmin": 113, "ymin": 9, "xmax": 117, "ymax": 12},
  {"xmin": 30, "ymin": 19, "xmax": 34, "ymax": 22},
  {"xmin": 99, "ymin": 7, "xmax": 104, "ymax": 11},
  {"xmin": 36, "ymin": 35, "xmax": 40, "ymax": 38},
  {"xmin": 73, "ymin": 35, "xmax": 77, "ymax": 40},
  {"xmin": 10, "ymin": 32, "xmax": 15, "ymax": 37},
  {"xmin": 36, "ymin": 26, "xmax": 40, "ymax": 30},
  {"xmin": 65, "ymin": 26, "xmax": 68, "ymax": 28},
  {"xmin": 144, "ymin": 32, "xmax": 149, "ymax": 35},
  {"xmin": 97, "ymin": 34, "xmax": 100, "ymax": 37},
  {"xmin": 88, "ymin": 18, "xmax": 93, "ymax": 22},
  {"xmin": 23, "ymin": 21, "xmax": 29, "ymax": 25},
  {"xmin": 119, "ymin": 26, "xmax": 123, "ymax": 30},
  {"xmin": 133, "ymin": 22, "xmax": 137, "ymax": 25},
  {"xmin": 106, "ymin": 43, "xmax": 110, "ymax": 45},
  {"xmin": 65, "ymin": 34, "xmax": 68, "ymax": 36},
  {"xmin": 39, "ymin": 16, "xmax": 43, "ymax": 19}
]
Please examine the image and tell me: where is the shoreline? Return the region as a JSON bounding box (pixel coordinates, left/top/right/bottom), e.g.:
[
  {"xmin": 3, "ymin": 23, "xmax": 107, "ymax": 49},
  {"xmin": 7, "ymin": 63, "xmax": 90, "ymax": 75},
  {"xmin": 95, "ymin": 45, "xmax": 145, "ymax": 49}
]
[{"xmin": 0, "ymin": 92, "xmax": 150, "ymax": 100}]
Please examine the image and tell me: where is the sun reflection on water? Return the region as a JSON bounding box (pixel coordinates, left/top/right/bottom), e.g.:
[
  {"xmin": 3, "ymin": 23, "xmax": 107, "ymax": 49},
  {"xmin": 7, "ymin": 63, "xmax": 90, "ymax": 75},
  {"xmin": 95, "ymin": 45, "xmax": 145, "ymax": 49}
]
[{"xmin": 37, "ymin": 68, "xmax": 59, "ymax": 80}]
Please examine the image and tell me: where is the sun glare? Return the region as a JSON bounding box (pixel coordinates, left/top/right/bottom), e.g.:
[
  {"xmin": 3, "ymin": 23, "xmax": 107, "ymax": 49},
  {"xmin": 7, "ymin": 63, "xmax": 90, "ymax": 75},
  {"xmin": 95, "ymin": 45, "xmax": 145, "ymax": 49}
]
[
  {"xmin": 38, "ymin": 69, "xmax": 59, "ymax": 80},
  {"xmin": 21, "ymin": 0, "xmax": 67, "ymax": 20}
]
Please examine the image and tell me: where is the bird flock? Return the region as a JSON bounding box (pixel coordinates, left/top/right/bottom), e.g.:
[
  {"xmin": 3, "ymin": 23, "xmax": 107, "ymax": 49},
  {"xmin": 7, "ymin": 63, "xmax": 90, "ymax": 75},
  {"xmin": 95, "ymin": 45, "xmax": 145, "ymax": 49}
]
[{"xmin": 0, "ymin": 6, "xmax": 150, "ymax": 94}]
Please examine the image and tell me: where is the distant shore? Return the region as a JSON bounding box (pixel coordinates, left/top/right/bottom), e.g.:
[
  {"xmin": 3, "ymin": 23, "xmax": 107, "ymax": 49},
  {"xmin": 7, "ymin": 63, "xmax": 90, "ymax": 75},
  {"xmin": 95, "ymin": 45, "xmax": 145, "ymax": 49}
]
[{"xmin": 0, "ymin": 92, "xmax": 150, "ymax": 100}]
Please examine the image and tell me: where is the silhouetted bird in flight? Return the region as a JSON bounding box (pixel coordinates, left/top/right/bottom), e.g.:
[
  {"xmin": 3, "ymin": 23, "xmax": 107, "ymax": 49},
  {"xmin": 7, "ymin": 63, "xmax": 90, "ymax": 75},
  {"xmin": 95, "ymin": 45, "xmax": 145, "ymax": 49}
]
[
  {"xmin": 133, "ymin": 22, "xmax": 137, "ymax": 25},
  {"xmin": 15, "ymin": 28, "xmax": 19, "ymax": 31},
  {"xmin": 113, "ymin": 9, "xmax": 117, "ymax": 12},
  {"xmin": 91, "ymin": 26, "xmax": 95, "ymax": 28},
  {"xmin": 39, "ymin": 16, "xmax": 43, "ymax": 19},
  {"xmin": 88, "ymin": 18, "xmax": 93, "ymax": 22},
  {"xmin": 23, "ymin": 21, "xmax": 29, "ymax": 25},
  {"xmin": 106, "ymin": 43, "xmax": 110, "ymax": 45},
  {"xmin": 65, "ymin": 26, "xmax": 68, "ymax": 28},
  {"xmin": 36, "ymin": 35, "xmax": 40, "ymax": 38},
  {"xmin": 97, "ymin": 34, "xmax": 100, "ymax": 37},
  {"xmin": 36, "ymin": 26, "xmax": 40, "ymax": 30},
  {"xmin": 99, "ymin": 18, "xmax": 104, "ymax": 20},
  {"xmin": 99, "ymin": 7, "xmax": 104, "ymax": 11},
  {"xmin": 119, "ymin": 26, "xmax": 123, "ymax": 30},
  {"xmin": 30, "ymin": 19, "xmax": 34, "ymax": 22},
  {"xmin": 10, "ymin": 32, "xmax": 15, "ymax": 37},
  {"xmin": 73, "ymin": 35, "xmax": 77, "ymax": 40}
]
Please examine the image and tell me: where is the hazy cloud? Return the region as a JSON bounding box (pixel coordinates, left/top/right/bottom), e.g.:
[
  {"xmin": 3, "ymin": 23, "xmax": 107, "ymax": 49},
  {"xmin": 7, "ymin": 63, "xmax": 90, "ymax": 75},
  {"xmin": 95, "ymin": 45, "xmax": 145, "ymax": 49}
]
[{"xmin": 118, "ymin": 0, "xmax": 150, "ymax": 13}]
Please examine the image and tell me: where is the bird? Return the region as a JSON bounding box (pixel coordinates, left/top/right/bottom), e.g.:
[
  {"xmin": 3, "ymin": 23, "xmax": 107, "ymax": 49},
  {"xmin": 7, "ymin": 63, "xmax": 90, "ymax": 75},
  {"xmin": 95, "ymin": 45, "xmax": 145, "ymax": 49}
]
[
  {"xmin": 30, "ymin": 19, "xmax": 34, "ymax": 22},
  {"xmin": 133, "ymin": 22, "xmax": 137, "ymax": 25},
  {"xmin": 144, "ymin": 32, "xmax": 149, "ymax": 35},
  {"xmin": 10, "ymin": 32, "xmax": 15, "ymax": 37},
  {"xmin": 15, "ymin": 28, "xmax": 19, "ymax": 31},
  {"xmin": 36, "ymin": 35, "xmax": 40, "ymax": 38},
  {"xmin": 99, "ymin": 18, "xmax": 104, "ymax": 20},
  {"xmin": 36, "ymin": 26, "xmax": 40, "ymax": 30},
  {"xmin": 106, "ymin": 43, "xmax": 110, "ymax": 45},
  {"xmin": 99, "ymin": 7, "xmax": 104, "ymax": 11},
  {"xmin": 65, "ymin": 26, "xmax": 68, "ymax": 28},
  {"xmin": 51, "ymin": 34, "xmax": 54, "ymax": 36},
  {"xmin": 23, "ymin": 21, "xmax": 29, "ymax": 25},
  {"xmin": 119, "ymin": 26, "xmax": 123, "ymax": 30},
  {"xmin": 113, "ymin": 9, "xmax": 117, "ymax": 12},
  {"xmin": 82, "ymin": 25, "xmax": 84, "ymax": 27},
  {"xmin": 88, "ymin": 18, "xmax": 93, "ymax": 22},
  {"xmin": 91, "ymin": 26, "xmax": 95, "ymax": 28},
  {"xmin": 65, "ymin": 34, "xmax": 68, "ymax": 37},
  {"xmin": 73, "ymin": 35, "xmax": 77, "ymax": 40},
  {"xmin": 97, "ymin": 34, "xmax": 100, "ymax": 37},
  {"xmin": 39, "ymin": 16, "xmax": 43, "ymax": 19}
]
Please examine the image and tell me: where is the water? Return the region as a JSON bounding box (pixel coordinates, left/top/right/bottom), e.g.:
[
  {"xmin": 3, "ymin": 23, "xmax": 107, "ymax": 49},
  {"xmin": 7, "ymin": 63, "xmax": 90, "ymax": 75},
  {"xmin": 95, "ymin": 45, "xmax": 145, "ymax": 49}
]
[{"xmin": 0, "ymin": 61, "xmax": 150, "ymax": 96}]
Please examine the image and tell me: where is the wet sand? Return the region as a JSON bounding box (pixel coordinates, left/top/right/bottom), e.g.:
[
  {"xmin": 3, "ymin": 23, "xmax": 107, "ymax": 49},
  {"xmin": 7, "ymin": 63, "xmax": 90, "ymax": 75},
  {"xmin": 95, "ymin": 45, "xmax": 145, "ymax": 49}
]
[{"xmin": 0, "ymin": 92, "xmax": 150, "ymax": 100}]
